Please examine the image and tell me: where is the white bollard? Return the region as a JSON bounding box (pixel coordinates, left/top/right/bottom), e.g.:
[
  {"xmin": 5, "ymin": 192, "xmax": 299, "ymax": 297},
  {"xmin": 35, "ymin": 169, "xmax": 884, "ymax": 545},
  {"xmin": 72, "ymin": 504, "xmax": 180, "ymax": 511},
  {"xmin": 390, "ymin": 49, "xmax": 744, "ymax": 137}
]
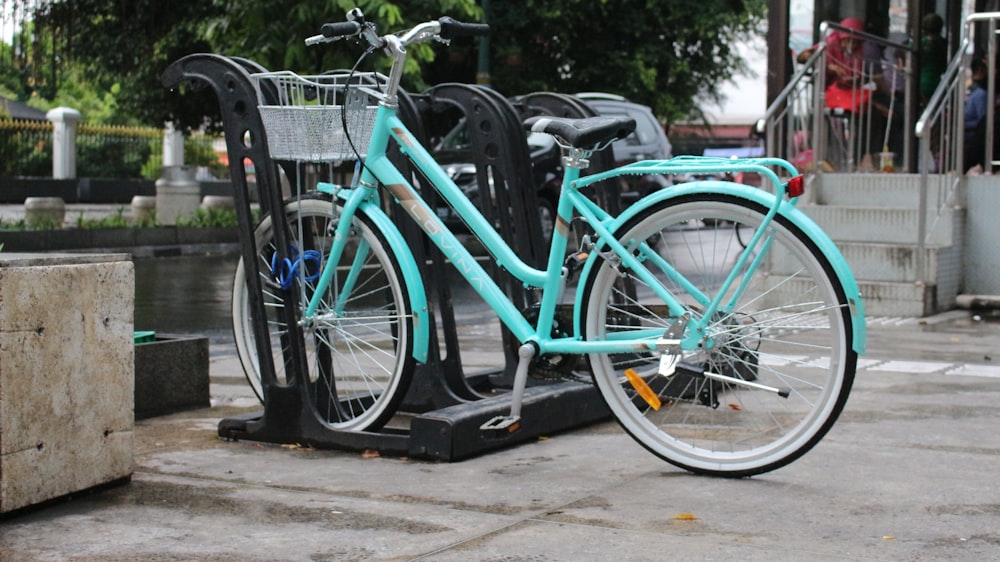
[
  {"xmin": 23, "ymin": 197, "xmax": 66, "ymax": 229},
  {"xmin": 155, "ymin": 166, "xmax": 200, "ymax": 225},
  {"xmin": 162, "ymin": 121, "xmax": 184, "ymax": 167},
  {"xmin": 46, "ymin": 107, "xmax": 82, "ymax": 180},
  {"xmin": 130, "ymin": 195, "xmax": 157, "ymax": 224},
  {"xmin": 200, "ymin": 195, "xmax": 235, "ymax": 212}
]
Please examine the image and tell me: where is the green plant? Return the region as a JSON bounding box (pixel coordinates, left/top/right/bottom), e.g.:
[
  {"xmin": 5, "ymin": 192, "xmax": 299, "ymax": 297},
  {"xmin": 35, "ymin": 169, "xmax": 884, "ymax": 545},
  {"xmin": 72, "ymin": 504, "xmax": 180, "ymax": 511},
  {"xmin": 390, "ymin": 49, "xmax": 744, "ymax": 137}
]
[
  {"xmin": 140, "ymin": 149, "xmax": 163, "ymax": 180},
  {"xmin": 75, "ymin": 207, "xmax": 132, "ymax": 229},
  {"xmin": 0, "ymin": 217, "xmax": 27, "ymax": 230},
  {"xmin": 73, "ymin": 207, "xmax": 160, "ymax": 229},
  {"xmin": 25, "ymin": 215, "xmax": 63, "ymax": 230},
  {"xmin": 133, "ymin": 208, "xmax": 157, "ymax": 228},
  {"xmin": 77, "ymin": 135, "xmax": 152, "ymax": 179},
  {"xmin": 0, "ymin": 125, "xmax": 53, "ymax": 177},
  {"xmin": 176, "ymin": 207, "xmax": 240, "ymax": 228}
]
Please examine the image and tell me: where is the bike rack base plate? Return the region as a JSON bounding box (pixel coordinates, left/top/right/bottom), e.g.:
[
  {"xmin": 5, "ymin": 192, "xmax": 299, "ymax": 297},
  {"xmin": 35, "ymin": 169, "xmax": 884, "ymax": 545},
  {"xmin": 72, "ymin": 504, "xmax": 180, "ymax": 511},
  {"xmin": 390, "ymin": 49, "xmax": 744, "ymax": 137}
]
[
  {"xmin": 408, "ymin": 380, "xmax": 610, "ymax": 461},
  {"xmin": 217, "ymin": 380, "xmax": 610, "ymax": 461}
]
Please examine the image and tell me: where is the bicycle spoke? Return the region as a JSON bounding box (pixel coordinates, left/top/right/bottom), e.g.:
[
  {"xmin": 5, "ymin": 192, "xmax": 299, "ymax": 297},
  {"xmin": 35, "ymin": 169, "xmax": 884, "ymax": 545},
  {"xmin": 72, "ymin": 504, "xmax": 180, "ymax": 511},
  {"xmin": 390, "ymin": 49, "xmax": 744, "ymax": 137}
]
[
  {"xmin": 231, "ymin": 196, "xmax": 414, "ymax": 431},
  {"xmin": 584, "ymin": 194, "xmax": 856, "ymax": 477}
]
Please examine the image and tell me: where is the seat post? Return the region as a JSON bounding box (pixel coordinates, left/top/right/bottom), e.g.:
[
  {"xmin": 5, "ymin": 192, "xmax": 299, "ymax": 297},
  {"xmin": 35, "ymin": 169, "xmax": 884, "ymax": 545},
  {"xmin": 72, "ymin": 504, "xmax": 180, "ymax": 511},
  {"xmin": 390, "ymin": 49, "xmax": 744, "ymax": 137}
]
[{"xmin": 562, "ymin": 146, "xmax": 593, "ymax": 171}]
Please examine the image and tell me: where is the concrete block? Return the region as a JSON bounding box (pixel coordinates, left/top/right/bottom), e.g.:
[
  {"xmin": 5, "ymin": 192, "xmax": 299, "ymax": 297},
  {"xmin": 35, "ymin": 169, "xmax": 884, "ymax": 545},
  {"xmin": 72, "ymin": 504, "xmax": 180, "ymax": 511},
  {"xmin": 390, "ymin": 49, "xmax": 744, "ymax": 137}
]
[
  {"xmin": 134, "ymin": 335, "xmax": 210, "ymax": 419},
  {"xmin": 0, "ymin": 253, "xmax": 134, "ymax": 513},
  {"xmin": 23, "ymin": 197, "xmax": 66, "ymax": 229}
]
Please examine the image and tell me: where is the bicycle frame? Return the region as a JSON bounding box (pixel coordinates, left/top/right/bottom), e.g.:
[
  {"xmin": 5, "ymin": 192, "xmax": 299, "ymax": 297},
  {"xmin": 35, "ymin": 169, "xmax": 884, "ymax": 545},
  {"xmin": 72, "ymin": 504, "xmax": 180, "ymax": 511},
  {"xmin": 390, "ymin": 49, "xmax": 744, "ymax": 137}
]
[
  {"xmin": 209, "ymin": 11, "xmax": 871, "ymax": 475},
  {"xmin": 304, "ymin": 99, "xmax": 866, "ymax": 363}
]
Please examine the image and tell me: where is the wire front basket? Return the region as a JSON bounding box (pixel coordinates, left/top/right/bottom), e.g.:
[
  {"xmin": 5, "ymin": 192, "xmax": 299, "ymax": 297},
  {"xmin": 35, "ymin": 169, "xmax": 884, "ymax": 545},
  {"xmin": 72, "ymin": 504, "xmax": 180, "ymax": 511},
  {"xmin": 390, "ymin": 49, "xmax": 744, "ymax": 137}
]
[{"xmin": 252, "ymin": 71, "xmax": 383, "ymax": 162}]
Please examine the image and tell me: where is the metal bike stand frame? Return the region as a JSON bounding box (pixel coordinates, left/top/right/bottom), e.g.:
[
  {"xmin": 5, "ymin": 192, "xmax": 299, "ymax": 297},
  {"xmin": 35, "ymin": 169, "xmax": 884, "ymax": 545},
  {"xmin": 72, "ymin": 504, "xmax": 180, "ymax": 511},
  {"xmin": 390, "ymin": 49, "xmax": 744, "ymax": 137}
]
[{"xmin": 163, "ymin": 57, "xmax": 609, "ymax": 461}]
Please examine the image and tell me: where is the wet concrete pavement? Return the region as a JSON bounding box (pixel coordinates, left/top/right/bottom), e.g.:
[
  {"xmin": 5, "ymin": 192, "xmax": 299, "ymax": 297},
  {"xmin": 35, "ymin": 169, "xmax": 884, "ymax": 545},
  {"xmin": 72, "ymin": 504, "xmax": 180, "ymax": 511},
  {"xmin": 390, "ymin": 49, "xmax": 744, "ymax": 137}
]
[{"xmin": 2, "ymin": 304, "xmax": 1000, "ymax": 561}]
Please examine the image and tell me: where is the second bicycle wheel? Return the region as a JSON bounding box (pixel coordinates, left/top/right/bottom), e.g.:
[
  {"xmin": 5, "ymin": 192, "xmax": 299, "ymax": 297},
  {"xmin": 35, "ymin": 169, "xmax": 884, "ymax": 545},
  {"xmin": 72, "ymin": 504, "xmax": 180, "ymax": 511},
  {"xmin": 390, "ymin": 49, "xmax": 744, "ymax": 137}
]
[
  {"xmin": 582, "ymin": 193, "xmax": 857, "ymax": 477},
  {"xmin": 232, "ymin": 195, "xmax": 415, "ymax": 431}
]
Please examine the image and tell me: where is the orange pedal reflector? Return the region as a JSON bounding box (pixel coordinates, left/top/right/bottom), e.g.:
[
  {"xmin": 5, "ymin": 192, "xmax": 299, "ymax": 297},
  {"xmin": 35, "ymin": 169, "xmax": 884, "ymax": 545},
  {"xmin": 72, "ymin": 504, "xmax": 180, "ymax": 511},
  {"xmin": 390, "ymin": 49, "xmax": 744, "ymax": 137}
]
[{"xmin": 625, "ymin": 368, "xmax": 662, "ymax": 410}]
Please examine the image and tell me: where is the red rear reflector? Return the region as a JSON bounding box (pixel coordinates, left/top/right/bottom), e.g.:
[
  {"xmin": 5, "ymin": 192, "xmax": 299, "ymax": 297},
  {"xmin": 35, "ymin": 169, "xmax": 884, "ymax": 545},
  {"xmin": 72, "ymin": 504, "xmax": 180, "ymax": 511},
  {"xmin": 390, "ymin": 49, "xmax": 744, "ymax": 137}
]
[{"xmin": 786, "ymin": 175, "xmax": 805, "ymax": 198}]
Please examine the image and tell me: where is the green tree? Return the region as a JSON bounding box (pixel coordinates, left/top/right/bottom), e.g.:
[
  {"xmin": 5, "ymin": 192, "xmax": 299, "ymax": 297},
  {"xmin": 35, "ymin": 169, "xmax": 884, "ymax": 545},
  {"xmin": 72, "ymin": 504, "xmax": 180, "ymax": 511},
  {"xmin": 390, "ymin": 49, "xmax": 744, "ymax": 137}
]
[
  {"xmin": 0, "ymin": 20, "xmax": 60, "ymax": 102},
  {"xmin": 10, "ymin": 0, "xmax": 481, "ymax": 129},
  {"xmin": 35, "ymin": 0, "xmax": 221, "ymax": 129},
  {"xmin": 204, "ymin": 0, "xmax": 483, "ymax": 92},
  {"xmin": 488, "ymin": 0, "xmax": 766, "ymax": 125},
  {"xmin": 6, "ymin": 0, "xmax": 763, "ymax": 129}
]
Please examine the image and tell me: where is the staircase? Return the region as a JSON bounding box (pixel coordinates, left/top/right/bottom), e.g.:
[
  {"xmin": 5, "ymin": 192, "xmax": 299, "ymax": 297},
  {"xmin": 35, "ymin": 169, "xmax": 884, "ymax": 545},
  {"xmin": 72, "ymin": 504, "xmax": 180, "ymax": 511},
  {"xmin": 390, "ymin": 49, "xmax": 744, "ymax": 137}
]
[{"xmin": 797, "ymin": 172, "xmax": 965, "ymax": 317}]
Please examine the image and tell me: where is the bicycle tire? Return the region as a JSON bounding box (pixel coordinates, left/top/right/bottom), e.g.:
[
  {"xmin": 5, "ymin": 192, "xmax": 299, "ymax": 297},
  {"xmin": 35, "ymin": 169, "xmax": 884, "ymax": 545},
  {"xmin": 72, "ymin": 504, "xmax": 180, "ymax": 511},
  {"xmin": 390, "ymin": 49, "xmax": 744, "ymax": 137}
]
[
  {"xmin": 581, "ymin": 193, "xmax": 856, "ymax": 477},
  {"xmin": 232, "ymin": 194, "xmax": 415, "ymax": 431}
]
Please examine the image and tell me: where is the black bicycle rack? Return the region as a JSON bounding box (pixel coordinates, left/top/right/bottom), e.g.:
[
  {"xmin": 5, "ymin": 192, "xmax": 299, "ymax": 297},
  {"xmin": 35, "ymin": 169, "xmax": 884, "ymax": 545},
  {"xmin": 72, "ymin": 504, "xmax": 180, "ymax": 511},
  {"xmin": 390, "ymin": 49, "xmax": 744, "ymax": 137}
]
[{"xmin": 162, "ymin": 56, "xmax": 611, "ymax": 461}]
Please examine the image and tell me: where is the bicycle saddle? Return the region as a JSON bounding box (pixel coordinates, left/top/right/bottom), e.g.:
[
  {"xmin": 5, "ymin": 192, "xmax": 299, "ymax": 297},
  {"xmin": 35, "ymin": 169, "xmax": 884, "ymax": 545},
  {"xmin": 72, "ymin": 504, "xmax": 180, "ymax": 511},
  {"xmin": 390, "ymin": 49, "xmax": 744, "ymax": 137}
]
[{"xmin": 524, "ymin": 115, "xmax": 636, "ymax": 149}]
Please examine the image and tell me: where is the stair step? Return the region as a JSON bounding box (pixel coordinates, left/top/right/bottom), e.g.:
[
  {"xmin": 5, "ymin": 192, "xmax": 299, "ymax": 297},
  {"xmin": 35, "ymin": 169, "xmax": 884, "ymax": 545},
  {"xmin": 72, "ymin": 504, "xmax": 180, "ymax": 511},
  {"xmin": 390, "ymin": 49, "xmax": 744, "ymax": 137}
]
[
  {"xmin": 764, "ymin": 277, "xmax": 935, "ymax": 317},
  {"xmin": 800, "ymin": 205, "xmax": 959, "ymax": 245},
  {"xmin": 838, "ymin": 242, "xmax": 940, "ymax": 283},
  {"xmin": 780, "ymin": 173, "xmax": 968, "ymax": 317},
  {"xmin": 768, "ymin": 241, "xmax": 939, "ymax": 283},
  {"xmin": 813, "ymin": 173, "xmax": 954, "ymax": 208},
  {"xmin": 857, "ymin": 280, "xmax": 936, "ymax": 317}
]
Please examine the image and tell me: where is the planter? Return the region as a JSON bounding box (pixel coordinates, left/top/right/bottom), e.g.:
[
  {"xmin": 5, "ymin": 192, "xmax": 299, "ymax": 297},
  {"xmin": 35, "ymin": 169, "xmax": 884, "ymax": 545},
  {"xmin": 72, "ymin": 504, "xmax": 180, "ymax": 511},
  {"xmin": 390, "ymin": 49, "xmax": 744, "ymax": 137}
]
[
  {"xmin": 0, "ymin": 253, "xmax": 133, "ymax": 513},
  {"xmin": 0, "ymin": 226, "xmax": 239, "ymax": 253},
  {"xmin": 134, "ymin": 334, "xmax": 210, "ymax": 420}
]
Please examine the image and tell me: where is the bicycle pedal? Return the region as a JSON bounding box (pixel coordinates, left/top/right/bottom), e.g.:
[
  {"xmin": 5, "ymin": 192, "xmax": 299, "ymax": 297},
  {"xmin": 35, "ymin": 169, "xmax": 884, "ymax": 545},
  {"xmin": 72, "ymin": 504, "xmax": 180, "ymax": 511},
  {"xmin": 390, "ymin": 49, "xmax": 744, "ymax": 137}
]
[
  {"xmin": 564, "ymin": 251, "xmax": 589, "ymax": 282},
  {"xmin": 480, "ymin": 415, "xmax": 522, "ymax": 439}
]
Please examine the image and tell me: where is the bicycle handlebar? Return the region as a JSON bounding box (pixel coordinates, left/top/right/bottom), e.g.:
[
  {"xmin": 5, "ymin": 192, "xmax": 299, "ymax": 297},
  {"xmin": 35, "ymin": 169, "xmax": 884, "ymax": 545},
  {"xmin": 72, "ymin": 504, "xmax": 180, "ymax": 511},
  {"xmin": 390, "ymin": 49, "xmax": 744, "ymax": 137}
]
[
  {"xmin": 306, "ymin": 10, "xmax": 488, "ymax": 48},
  {"xmin": 304, "ymin": 9, "xmax": 489, "ymax": 102},
  {"xmin": 437, "ymin": 16, "xmax": 489, "ymax": 39},
  {"xmin": 320, "ymin": 21, "xmax": 363, "ymax": 39}
]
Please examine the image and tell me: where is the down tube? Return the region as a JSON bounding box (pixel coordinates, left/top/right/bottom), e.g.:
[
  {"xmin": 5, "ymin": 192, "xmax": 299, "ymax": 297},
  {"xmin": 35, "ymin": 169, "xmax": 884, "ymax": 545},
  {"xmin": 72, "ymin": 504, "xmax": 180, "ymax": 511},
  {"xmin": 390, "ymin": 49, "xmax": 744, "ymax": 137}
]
[
  {"xmin": 385, "ymin": 117, "xmax": 548, "ymax": 287},
  {"xmin": 364, "ymin": 155, "xmax": 537, "ymax": 343}
]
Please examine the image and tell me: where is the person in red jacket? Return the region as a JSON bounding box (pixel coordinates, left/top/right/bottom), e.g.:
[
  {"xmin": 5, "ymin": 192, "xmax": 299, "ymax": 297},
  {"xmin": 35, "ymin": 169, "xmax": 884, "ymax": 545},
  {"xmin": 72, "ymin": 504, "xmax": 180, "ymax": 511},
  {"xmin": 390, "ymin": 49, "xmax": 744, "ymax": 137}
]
[{"xmin": 798, "ymin": 17, "xmax": 874, "ymax": 112}]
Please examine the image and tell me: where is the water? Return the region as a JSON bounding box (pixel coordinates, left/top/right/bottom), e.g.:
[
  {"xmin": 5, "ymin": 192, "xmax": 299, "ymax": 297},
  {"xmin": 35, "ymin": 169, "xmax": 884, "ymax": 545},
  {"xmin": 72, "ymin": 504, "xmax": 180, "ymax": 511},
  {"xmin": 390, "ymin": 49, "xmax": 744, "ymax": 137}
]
[
  {"xmin": 132, "ymin": 252, "xmax": 504, "ymax": 367},
  {"xmin": 134, "ymin": 254, "xmax": 239, "ymax": 345}
]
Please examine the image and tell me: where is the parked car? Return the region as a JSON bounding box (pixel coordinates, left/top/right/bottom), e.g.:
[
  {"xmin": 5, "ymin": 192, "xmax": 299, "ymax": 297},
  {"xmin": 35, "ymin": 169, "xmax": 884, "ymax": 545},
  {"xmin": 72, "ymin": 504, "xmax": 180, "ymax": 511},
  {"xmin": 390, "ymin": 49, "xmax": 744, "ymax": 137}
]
[
  {"xmin": 576, "ymin": 92, "xmax": 675, "ymax": 200},
  {"xmin": 576, "ymin": 93, "xmax": 673, "ymax": 161}
]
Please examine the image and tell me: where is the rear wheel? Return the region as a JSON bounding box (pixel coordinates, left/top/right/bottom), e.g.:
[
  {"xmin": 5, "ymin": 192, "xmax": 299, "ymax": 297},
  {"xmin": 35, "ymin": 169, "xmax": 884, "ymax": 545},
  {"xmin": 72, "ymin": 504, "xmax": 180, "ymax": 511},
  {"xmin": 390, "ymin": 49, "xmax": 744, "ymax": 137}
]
[
  {"xmin": 582, "ymin": 193, "xmax": 856, "ymax": 477},
  {"xmin": 231, "ymin": 195, "xmax": 414, "ymax": 431}
]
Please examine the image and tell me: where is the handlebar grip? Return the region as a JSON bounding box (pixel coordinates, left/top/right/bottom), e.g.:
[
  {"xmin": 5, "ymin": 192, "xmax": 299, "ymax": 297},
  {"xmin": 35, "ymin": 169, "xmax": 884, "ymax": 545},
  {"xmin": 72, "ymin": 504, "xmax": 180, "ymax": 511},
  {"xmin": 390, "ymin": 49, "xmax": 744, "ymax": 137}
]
[
  {"xmin": 438, "ymin": 16, "xmax": 489, "ymax": 39},
  {"xmin": 321, "ymin": 21, "xmax": 362, "ymax": 38}
]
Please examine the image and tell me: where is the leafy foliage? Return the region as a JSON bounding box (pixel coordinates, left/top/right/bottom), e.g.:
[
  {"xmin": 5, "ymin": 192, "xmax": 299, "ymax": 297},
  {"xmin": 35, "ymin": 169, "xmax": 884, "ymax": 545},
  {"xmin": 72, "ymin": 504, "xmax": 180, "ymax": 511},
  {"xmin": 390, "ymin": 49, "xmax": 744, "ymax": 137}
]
[
  {"xmin": 488, "ymin": 0, "xmax": 766, "ymax": 125},
  {"xmin": 176, "ymin": 207, "xmax": 241, "ymax": 228},
  {"xmin": 76, "ymin": 136, "xmax": 152, "ymax": 178},
  {"xmin": 33, "ymin": 0, "xmax": 221, "ymax": 129},
  {"xmin": 204, "ymin": 0, "xmax": 483, "ymax": 95},
  {"xmin": 3, "ymin": 0, "xmax": 764, "ymax": 130},
  {"xmin": 0, "ymin": 127, "xmax": 51, "ymax": 176},
  {"xmin": 74, "ymin": 207, "xmax": 133, "ymax": 229}
]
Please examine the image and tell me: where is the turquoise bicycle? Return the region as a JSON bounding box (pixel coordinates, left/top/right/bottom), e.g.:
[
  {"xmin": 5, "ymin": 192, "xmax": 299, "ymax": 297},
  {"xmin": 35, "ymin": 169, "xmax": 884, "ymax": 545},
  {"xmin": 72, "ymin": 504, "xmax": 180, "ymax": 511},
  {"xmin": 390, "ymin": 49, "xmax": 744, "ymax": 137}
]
[{"xmin": 231, "ymin": 9, "xmax": 866, "ymax": 477}]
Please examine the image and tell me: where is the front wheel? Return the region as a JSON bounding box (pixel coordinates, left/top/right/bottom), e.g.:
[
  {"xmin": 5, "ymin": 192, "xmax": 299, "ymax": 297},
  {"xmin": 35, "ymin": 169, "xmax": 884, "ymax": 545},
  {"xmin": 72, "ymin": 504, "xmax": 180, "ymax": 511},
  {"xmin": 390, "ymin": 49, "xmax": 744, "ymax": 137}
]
[
  {"xmin": 231, "ymin": 195, "xmax": 415, "ymax": 431},
  {"xmin": 582, "ymin": 193, "xmax": 856, "ymax": 477}
]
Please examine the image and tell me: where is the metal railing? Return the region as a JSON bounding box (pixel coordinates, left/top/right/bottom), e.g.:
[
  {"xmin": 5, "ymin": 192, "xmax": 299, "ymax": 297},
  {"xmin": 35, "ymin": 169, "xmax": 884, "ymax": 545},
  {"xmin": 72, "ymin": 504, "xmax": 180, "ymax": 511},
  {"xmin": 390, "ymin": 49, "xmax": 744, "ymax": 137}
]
[
  {"xmin": 757, "ymin": 21, "xmax": 915, "ymax": 176},
  {"xmin": 0, "ymin": 117, "xmax": 224, "ymax": 181},
  {"xmin": 76, "ymin": 123, "xmax": 163, "ymax": 179},
  {"xmin": 0, "ymin": 118, "xmax": 53, "ymax": 177},
  {"xmin": 914, "ymin": 12, "xmax": 1000, "ymax": 284}
]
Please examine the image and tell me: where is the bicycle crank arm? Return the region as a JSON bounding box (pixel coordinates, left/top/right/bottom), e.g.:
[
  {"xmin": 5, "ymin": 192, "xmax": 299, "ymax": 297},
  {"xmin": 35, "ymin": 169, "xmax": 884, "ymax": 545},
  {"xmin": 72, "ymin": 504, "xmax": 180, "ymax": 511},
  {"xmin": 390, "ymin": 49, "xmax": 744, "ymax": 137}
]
[
  {"xmin": 479, "ymin": 342, "xmax": 535, "ymax": 440},
  {"xmin": 700, "ymin": 370, "xmax": 790, "ymax": 398}
]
